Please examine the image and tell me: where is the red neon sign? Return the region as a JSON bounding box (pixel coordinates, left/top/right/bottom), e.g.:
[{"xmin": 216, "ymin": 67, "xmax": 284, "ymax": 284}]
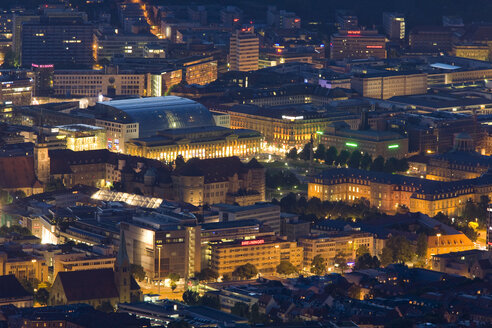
[
  {"xmin": 32, "ymin": 63, "xmax": 54, "ymax": 68},
  {"xmin": 241, "ymin": 239, "xmax": 265, "ymax": 246},
  {"xmin": 294, "ymin": 19, "xmax": 300, "ymax": 23},
  {"xmin": 347, "ymin": 30, "xmax": 361, "ymax": 35},
  {"xmin": 233, "ymin": 18, "xmax": 239, "ymax": 22},
  {"xmin": 367, "ymin": 45, "xmax": 383, "ymax": 49}
]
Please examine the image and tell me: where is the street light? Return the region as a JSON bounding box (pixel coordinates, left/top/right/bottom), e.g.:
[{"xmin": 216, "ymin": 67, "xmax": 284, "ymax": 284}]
[{"xmin": 436, "ymin": 233, "xmax": 441, "ymax": 255}]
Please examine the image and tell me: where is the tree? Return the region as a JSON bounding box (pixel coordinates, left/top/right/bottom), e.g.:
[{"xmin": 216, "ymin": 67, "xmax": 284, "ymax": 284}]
[
  {"xmin": 370, "ymin": 156, "xmax": 385, "ymax": 172},
  {"xmin": 199, "ymin": 294, "xmax": 220, "ymax": 309},
  {"xmin": 96, "ymin": 301, "xmax": 114, "ymax": 313},
  {"xmin": 416, "ymin": 233, "xmax": 428, "ymax": 259},
  {"xmin": 174, "ymin": 155, "xmax": 186, "ymax": 170},
  {"xmin": 355, "ymin": 253, "xmax": 381, "ymax": 270},
  {"xmin": 356, "ymin": 245, "xmax": 370, "ymax": 258},
  {"xmin": 286, "ymin": 147, "xmax": 298, "ymax": 160},
  {"xmin": 168, "ymin": 273, "xmax": 180, "ymax": 282},
  {"xmin": 13, "ymin": 190, "xmax": 26, "ymax": 200},
  {"xmin": 324, "ymin": 146, "xmax": 337, "ymax": 165},
  {"xmin": 396, "ymin": 158, "xmax": 409, "ymax": 172},
  {"xmin": 130, "ymin": 264, "xmax": 146, "ymax": 281},
  {"xmin": 299, "ymin": 143, "xmax": 312, "ymax": 161},
  {"xmin": 384, "ymin": 157, "xmax": 399, "ymax": 173},
  {"xmin": 385, "ymin": 236, "xmax": 414, "ymax": 264},
  {"xmin": 1, "ymin": 49, "xmax": 19, "ymax": 68},
  {"xmin": 314, "ymin": 144, "xmax": 325, "ymax": 161},
  {"xmin": 196, "ymin": 268, "xmax": 219, "ymax": 282},
  {"xmin": 231, "ymin": 302, "xmax": 250, "ymax": 318},
  {"xmin": 311, "ymin": 255, "xmax": 326, "ymax": 275},
  {"xmin": 347, "ymin": 151, "xmax": 362, "ymax": 169},
  {"xmin": 360, "ymin": 153, "xmax": 372, "ymax": 170},
  {"xmin": 335, "ymin": 150, "xmax": 350, "ymax": 166},
  {"xmin": 233, "ymin": 263, "xmax": 258, "ymax": 279},
  {"xmin": 276, "ymin": 261, "xmax": 298, "ymax": 275},
  {"xmin": 45, "ymin": 178, "xmax": 65, "ymax": 192},
  {"xmin": 333, "ymin": 251, "xmax": 348, "ymax": 273},
  {"xmin": 380, "ymin": 247, "xmax": 393, "ymax": 267},
  {"xmin": 182, "ymin": 290, "xmax": 200, "ymax": 305},
  {"xmin": 171, "ymin": 281, "xmax": 177, "ymax": 292},
  {"xmin": 35, "ymin": 288, "xmax": 49, "ymax": 306}
]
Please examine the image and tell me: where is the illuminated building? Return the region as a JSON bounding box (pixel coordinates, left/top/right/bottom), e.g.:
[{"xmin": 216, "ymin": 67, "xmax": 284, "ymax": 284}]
[
  {"xmin": 229, "ymin": 27, "xmax": 259, "ymax": 72},
  {"xmin": 95, "ymin": 96, "xmax": 215, "ymax": 153},
  {"xmin": 382, "ymin": 13, "xmax": 405, "ymax": 41},
  {"xmin": 125, "ymin": 126, "xmax": 262, "ymax": 162},
  {"xmin": 0, "ymin": 155, "xmax": 43, "ymax": 196},
  {"xmin": 173, "ymin": 157, "xmax": 265, "ymax": 207},
  {"xmin": 179, "ymin": 56, "xmax": 217, "ymax": 86},
  {"xmin": 0, "ymin": 73, "xmax": 33, "ymax": 106},
  {"xmin": 52, "ymin": 253, "xmax": 116, "ymax": 283},
  {"xmin": 318, "ymin": 122, "xmax": 409, "ymax": 159},
  {"xmin": 258, "ymin": 52, "xmax": 313, "ymax": 69},
  {"xmin": 149, "ymin": 68, "xmax": 182, "ymax": 97},
  {"xmin": 212, "ymin": 203, "xmax": 281, "ymax": 234},
  {"xmin": 53, "ymin": 70, "xmax": 148, "ymax": 97},
  {"xmin": 95, "ymin": 33, "xmax": 167, "ymax": 61},
  {"xmin": 220, "ymin": 6, "xmax": 243, "ymax": 27},
  {"xmin": 0, "ymin": 252, "xmax": 48, "ymax": 283},
  {"xmin": 21, "ymin": 16, "xmax": 93, "ymax": 68},
  {"xmin": 298, "ymin": 232, "xmax": 373, "ymax": 269},
  {"xmin": 210, "ymin": 237, "xmax": 303, "ymax": 277},
  {"xmin": 56, "ymin": 124, "xmax": 106, "ymax": 152},
  {"xmin": 227, "ymin": 104, "xmax": 358, "ymax": 149},
  {"xmin": 409, "ymin": 26, "xmax": 454, "ymax": 53},
  {"xmin": 308, "ymin": 167, "xmax": 492, "ymax": 217},
  {"xmin": 426, "ymin": 233, "xmax": 475, "ymax": 258},
  {"xmin": 351, "ymin": 71, "xmax": 427, "ymax": 100},
  {"xmin": 330, "ymin": 29, "xmax": 387, "ymax": 60},
  {"xmin": 452, "ymin": 44, "xmax": 490, "ymax": 61},
  {"xmin": 32, "ymin": 63, "xmax": 54, "ymax": 97}
]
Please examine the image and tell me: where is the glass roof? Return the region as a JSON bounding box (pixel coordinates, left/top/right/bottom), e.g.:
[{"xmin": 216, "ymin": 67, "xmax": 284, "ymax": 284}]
[{"xmin": 97, "ymin": 96, "xmax": 215, "ymax": 137}]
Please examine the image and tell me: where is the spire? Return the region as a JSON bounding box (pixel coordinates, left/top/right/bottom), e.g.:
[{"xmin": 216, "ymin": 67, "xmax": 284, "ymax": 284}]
[{"xmin": 116, "ymin": 229, "xmax": 130, "ymax": 267}]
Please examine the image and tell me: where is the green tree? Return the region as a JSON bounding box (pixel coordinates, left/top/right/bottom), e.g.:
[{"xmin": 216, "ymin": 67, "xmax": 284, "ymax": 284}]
[
  {"xmin": 35, "ymin": 288, "xmax": 50, "ymax": 305},
  {"xmin": 130, "ymin": 264, "xmax": 146, "ymax": 282},
  {"xmin": 182, "ymin": 290, "xmax": 200, "ymax": 305},
  {"xmin": 174, "ymin": 155, "xmax": 186, "ymax": 170},
  {"xmin": 355, "ymin": 253, "xmax": 381, "ymax": 270},
  {"xmin": 416, "ymin": 233, "xmax": 428, "ymax": 259},
  {"xmin": 171, "ymin": 281, "xmax": 177, "ymax": 292},
  {"xmin": 286, "ymin": 147, "xmax": 298, "ymax": 160},
  {"xmin": 196, "ymin": 268, "xmax": 219, "ymax": 282},
  {"xmin": 370, "ymin": 156, "xmax": 385, "ymax": 172},
  {"xmin": 380, "ymin": 247, "xmax": 393, "ymax": 267},
  {"xmin": 385, "ymin": 236, "xmax": 413, "ymax": 264},
  {"xmin": 299, "ymin": 143, "xmax": 312, "ymax": 161},
  {"xmin": 347, "ymin": 151, "xmax": 362, "ymax": 169},
  {"xmin": 324, "ymin": 146, "xmax": 337, "ymax": 165},
  {"xmin": 384, "ymin": 157, "xmax": 399, "ymax": 173},
  {"xmin": 333, "ymin": 251, "xmax": 348, "ymax": 273},
  {"xmin": 335, "ymin": 150, "xmax": 350, "ymax": 166},
  {"xmin": 168, "ymin": 273, "xmax": 180, "ymax": 282},
  {"xmin": 311, "ymin": 255, "xmax": 326, "ymax": 275},
  {"xmin": 276, "ymin": 261, "xmax": 298, "ymax": 275},
  {"xmin": 356, "ymin": 245, "xmax": 370, "ymax": 258},
  {"xmin": 231, "ymin": 302, "xmax": 250, "ymax": 318},
  {"xmin": 232, "ymin": 263, "xmax": 258, "ymax": 280},
  {"xmin": 359, "ymin": 153, "xmax": 372, "ymax": 170},
  {"xmin": 314, "ymin": 144, "xmax": 325, "ymax": 160},
  {"xmin": 1, "ymin": 49, "xmax": 19, "ymax": 68}
]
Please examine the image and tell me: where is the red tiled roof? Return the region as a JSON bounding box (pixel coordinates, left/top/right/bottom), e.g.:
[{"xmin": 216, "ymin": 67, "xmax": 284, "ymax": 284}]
[
  {"xmin": 58, "ymin": 268, "xmax": 119, "ymax": 302},
  {"xmin": 0, "ymin": 156, "xmax": 39, "ymax": 189}
]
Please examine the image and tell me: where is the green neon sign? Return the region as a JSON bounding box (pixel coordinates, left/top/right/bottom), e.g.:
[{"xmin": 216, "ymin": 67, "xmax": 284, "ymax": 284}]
[
  {"xmin": 316, "ymin": 131, "xmax": 324, "ymax": 135},
  {"xmin": 346, "ymin": 142, "xmax": 358, "ymax": 148},
  {"xmin": 388, "ymin": 144, "xmax": 399, "ymax": 149}
]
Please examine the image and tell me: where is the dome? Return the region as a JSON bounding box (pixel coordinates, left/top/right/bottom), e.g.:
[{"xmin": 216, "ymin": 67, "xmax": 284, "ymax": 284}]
[{"xmin": 96, "ymin": 96, "xmax": 215, "ymax": 138}]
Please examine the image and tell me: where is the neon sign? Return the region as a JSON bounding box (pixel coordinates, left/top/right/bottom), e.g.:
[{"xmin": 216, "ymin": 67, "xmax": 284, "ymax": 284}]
[{"xmin": 241, "ymin": 239, "xmax": 265, "ymax": 246}]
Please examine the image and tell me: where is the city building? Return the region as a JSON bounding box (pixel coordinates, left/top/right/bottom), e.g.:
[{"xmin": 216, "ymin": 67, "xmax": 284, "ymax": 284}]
[
  {"xmin": 178, "ymin": 56, "xmax": 217, "ymax": 86},
  {"xmin": 21, "ymin": 16, "xmax": 94, "ymax": 68},
  {"xmin": 94, "ymin": 96, "xmax": 215, "ymax": 153},
  {"xmin": 0, "ymin": 71, "xmax": 33, "ymax": 106},
  {"xmin": 56, "ymin": 124, "xmax": 106, "ymax": 152},
  {"xmin": 212, "ymin": 203, "xmax": 281, "ymax": 234},
  {"xmin": 431, "ymin": 250, "xmax": 491, "ymax": 277},
  {"xmin": 173, "ymin": 157, "xmax": 265, "ymax": 206},
  {"xmin": 298, "ymin": 232, "xmax": 374, "ymax": 269},
  {"xmin": 229, "ymin": 27, "xmax": 259, "ymax": 72},
  {"xmin": 94, "ymin": 32, "xmax": 167, "ymax": 61},
  {"xmin": 125, "ymin": 126, "xmax": 262, "ymax": 163},
  {"xmin": 408, "ymin": 26, "xmax": 454, "ymax": 53},
  {"xmin": 210, "ymin": 237, "xmax": 303, "ymax": 277},
  {"xmin": 266, "ymin": 6, "xmax": 301, "ymax": 29},
  {"xmin": 0, "ymin": 251, "xmax": 48, "ymax": 283},
  {"xmin": 318, "ymin": 122, "xmax": 409, "ymax": 159},
  {"xmin": 382, "ymin": 12, "xmax": 405, "ymax": 41},
  {"xmin": 488, "ymin": 205, "xmax": 492, "ymax": 251},
  {"xmin": 0, "ymin": 155, "xmax": 43, "ymax": 196},
  {"xmin": 0, "ymin": 275, "xmax": 33, "ymax": 308},
  {"xmin": 330, "ymin": 29, "xmax": 387, "ymax": 60},
  {"xmin": 335, "ymin": 10, "xmax": 358, "ymax": 30},
  {"xmin": 31, "ymin": 63, "xmax": 54, "ymax": 97},
  {"xmin": 452, "ymin": 44, "xmax": 490, "ymax": 61},
  {"xmin": 51, "ymin": 253, "xmax": 116, "ymax": 283},
  {"xmin": 351, "ymin": 71, "xmax": 427, "ymax": 100}
]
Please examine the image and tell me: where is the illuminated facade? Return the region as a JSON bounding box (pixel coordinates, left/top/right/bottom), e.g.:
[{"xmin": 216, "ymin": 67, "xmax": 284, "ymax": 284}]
[
  {"xmin": 330, "ymin": 29, "xmax": 387, "ymax": 60},
  {"xmin": 52, "ymin": 254, "xmax": 115, "ymax": 283},
  {"xmin": 426, "ymin": 234, "xmax": 475, "ymax": 259},
  {"xmin": 227, "ymin": 104, "xmax": 358, "ymax": 150},
  {"xmin": 0, "ymin": 75, "xmax": 33, "ymax": 106},
  {"xmin": 298, "ymin": 232, "xmax": 374, "ymax": 269},
  {"xmin": 308, "ymin": 168, "xmax": 492, "ymax": 217},
  {"xmin": 319, "ymin": 124, "xmax": 408, "ymax": 159},
  {"xmin": 210, "ymin": 238, "xmax": 303, "ymax": 277},
  {"xmin": 57, "ymin": 124, "xmax": 107, "ymax": 152},
  {"xmin": 229, "ymin": 27, "xmax": 259, "ymax": 72},
  {"xmin": 452, "ymin": 44, "xmax": 490, "ymax": 62},
  {"xmin": 351, "ymin": 72, "xmax": 428, "ymax": 100},
  {"xmin": 180, "ymin": 56, "xmax": 217, "ymax": 86},
  {"xmin": 0, "ymin": 253, "xmax": 48, "ymax": 283},
  {"xmin": 125, "ymin": 126, "xmax": 262, "ymax": 162},
  {"xmin": 382, "ymin": 12, "xmax": 405, "ymax": 41}
]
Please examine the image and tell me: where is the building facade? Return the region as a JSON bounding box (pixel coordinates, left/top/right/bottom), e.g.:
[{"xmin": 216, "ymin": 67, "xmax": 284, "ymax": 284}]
[
  {"xmin": 229, "ymin": 27, "xmax": 259, "ymax": 72},
  {"xmin": 330, "ymin": 29, "xmax": 387, "ymax": 60},
  {"xmin": 351, "ymin": 72, "xmax": 427, "ymax": 100}
]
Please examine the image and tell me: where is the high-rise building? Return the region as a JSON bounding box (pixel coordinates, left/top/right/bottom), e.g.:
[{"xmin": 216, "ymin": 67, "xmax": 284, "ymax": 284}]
[
  {"xmin": 21, "ymin": 16, "xmax": 94, "ymax": 68},
  {"xmin": 382, "ymin": 12, "xmax": 405, "ymax": 41},
  {"xmin": 330, "ymin": 29, "xmax": 387, "ymax": 60},
  {"xmin": 335, "ymin": 10, "xmax": 358, "ymax": 30},
  {"xmin": 32, "ymin": 63, "xmax": 54, "ymax": 97},
  {"xmin": 229, "ymin": 27, "xmax": 259, "ymax": 72},
  {"xmin": 220, "ymin": 6, "xmax": 243, "ymax": 28}
]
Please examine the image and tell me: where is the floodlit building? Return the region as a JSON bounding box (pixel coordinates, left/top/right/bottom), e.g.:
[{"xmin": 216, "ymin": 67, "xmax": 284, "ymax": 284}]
[
  {"xmin": 56, "ymin": 124, "xmax": 106, "ymax": 152},
  {"xmin": 351, "ymin": 71, "xmax": 428, "ymax": 99},
  {"xmin": 382, "ymin": 12, "xmax": 405, "ymax": 41},
  {"xmin": 330, "ymin": 29, "xmax": 387, "ymax": 60},
  {"xmin": 229, "ymin": 27, "xmax": 259, "ymax": 72}
]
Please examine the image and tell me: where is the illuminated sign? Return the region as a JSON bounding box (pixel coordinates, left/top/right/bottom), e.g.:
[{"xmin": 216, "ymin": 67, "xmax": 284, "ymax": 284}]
[
  {"xmin": 316, "ymin": 131, "xmax": 324, "ymax": 135},
  {"xmin": 31, "ymin": 63, "xmax": 54, "ymax": 68},
  {"xmin": 282, "ymin": 115, "xmax": 304, "ymax": 120},
  {"xmin": 346, "ymin": 142, "xmax": 358, "ymax": 148},
  {"xmin": 388, "ymin": 144, "xmax": 399, "ymax": 149},
  {"xmin": 233, "ymin": 18, "xmax": 239, "ymax": 22},
  {"xmin": 347, "ymin": 30, "xmax": 361, "ymax": 35},
  {"xmin": 294, "ymin": 19, "xmax": 300, "ymax": 23},
  {"xmin": 366, "ymin": 45, "xmax": 383, "ymax": 49},
  {"xmin": 241, "ymin": 239, "xmax": 265, "ymax": 246}
]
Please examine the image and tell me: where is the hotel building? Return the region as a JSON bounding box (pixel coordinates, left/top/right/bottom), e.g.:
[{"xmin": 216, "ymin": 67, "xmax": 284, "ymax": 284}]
[
  {"xmin": 56, "ymin": 124, "xmax": 106, "ymax": 152},
  {"xmin": 330, "ymin": 29, "xmax": 387, "ymax": 60}
]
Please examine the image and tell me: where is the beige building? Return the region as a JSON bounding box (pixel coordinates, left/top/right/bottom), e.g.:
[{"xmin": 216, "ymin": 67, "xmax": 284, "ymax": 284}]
[
  {"xmin": 351, "ymin": 72, "xmax": 427, "ymax": 100},
  {"xmin": 298, "ymin": 232, "xmax": 374, "ymax": 269},
  {"xmin": 57, "ymin": 124, "xmax": 107, "ymax": 152},
  {"xmin": 229, "ymin": 27, "xmax": 259, "ymax": 72},
  {"xmin": 210, "ymin": 237, "xmax": 303, "ymax": 277},
  {"xmin": 0, "ymin": 252, "xmax": 48, "ymax": 283},
  {"xmin": 52, "ymin": 253, "xmax": 115, "ymax": 283},
  {"xmin": 452, "ymin": 44, "xmax": 490, "ymax": 62}
]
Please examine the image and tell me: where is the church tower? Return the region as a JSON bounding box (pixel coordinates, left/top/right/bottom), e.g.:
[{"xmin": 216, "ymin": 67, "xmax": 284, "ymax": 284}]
[
  {"xmin": 34, "ymin": 134, "xmax": 50, "ymax": 185},
  {"xmin": 114, "ymin": 230, "xmax": 131, "ymax": 303}
]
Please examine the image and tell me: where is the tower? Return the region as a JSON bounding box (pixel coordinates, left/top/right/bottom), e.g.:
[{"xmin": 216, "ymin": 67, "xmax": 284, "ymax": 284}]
[
  {"xmin": 34, "ymin": 135, "xmax": 50, "ymax": 185},
  {"xmin": 114, "ymin": 230, "xmax": 131, "ymax": 303},
  {"xmin": 229, "ymin": 26, "xmax": 259, "ymax": 72}
]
